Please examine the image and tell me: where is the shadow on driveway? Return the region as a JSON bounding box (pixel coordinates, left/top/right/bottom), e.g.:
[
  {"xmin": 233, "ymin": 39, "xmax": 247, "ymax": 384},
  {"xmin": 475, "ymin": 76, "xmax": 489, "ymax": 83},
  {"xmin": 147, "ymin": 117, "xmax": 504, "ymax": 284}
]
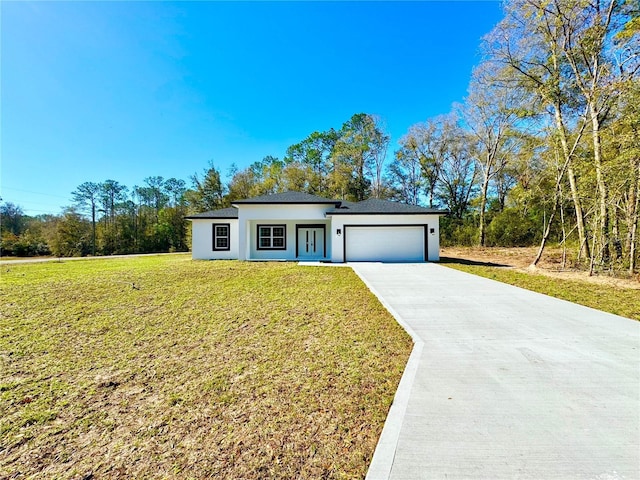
[{"xmin": 438, "ymin": 256, "xmax": 511, "ymax": 268}]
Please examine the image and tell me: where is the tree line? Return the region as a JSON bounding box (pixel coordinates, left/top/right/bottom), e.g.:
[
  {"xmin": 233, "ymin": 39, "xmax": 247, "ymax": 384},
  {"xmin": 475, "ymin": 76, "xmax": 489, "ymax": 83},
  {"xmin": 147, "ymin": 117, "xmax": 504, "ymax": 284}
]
[
  {"xmin": 1, "ymin": 0, "xmax": 637, "ymax": 273},
  {"xmin": 0, "ymin": 177, "xmax": 191, "ymax": 257}
]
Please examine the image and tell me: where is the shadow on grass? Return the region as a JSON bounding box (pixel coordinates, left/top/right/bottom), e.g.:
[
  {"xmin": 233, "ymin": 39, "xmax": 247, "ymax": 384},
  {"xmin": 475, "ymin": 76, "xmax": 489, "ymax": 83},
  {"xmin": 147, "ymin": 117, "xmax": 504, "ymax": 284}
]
[{"xmin": 439, "ymin": 256, "xmax": 511, "ymax": 268}]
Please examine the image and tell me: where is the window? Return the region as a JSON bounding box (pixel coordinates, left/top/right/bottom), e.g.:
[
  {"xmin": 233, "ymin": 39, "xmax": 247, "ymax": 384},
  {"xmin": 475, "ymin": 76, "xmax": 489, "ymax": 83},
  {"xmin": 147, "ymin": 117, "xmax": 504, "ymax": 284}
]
[
  {"xmin": 212, "ymin": 223, "xmax": 230, "ymax": 251},
  {"xmin": 257, "ymin": 224, "xmax": 286, "ymax": 250}
]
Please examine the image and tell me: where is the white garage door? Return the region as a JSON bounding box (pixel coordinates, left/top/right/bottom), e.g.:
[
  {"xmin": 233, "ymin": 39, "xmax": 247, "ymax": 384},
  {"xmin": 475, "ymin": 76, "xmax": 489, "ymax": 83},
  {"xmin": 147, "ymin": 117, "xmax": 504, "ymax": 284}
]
[{"xmin": 345, "ymin": 226, "xmax": 426, "ymax": 262}]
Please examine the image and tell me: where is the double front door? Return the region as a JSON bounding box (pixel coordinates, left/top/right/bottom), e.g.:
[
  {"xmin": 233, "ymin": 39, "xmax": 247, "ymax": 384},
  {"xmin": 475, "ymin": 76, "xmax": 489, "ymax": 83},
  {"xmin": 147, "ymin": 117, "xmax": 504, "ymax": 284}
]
[{"xmin": 297, "ymin": 226, "xmax": 325, "ymax": 259}]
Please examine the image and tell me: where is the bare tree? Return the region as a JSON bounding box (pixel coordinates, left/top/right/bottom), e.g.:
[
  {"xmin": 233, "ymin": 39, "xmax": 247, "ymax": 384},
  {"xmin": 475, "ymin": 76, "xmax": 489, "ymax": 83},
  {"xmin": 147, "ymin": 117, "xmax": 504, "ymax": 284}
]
[
  {"xmin": 460, "ymin": 63, "xmax": 524, "ymax": 246},
  {"xmin": 436, "ymin": 119, "xmax": 478, "ymax": 219},
  {"xmin": 389, "ymin": 145, "xmax": 424, "ymax": 205},
  {"xmin": 484, "ymin": 0, "xmax": 593, "ymax": 261},
  {"xmin": 395, "ymin": 120, "xmax": 445, "ymax": 208},
  {"xmin": 551, "ymin": 0, "xmax": 629, "ymax": 264}
]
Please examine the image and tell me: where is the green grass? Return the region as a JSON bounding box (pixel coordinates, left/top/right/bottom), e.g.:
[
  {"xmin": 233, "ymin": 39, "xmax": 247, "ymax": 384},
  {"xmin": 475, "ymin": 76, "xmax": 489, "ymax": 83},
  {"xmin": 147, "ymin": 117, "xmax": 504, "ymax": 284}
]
[
  {"xmin": 442, "ymin": 262, "xmax": 640, "ymax": 321},
  {"xmin": 0, "ymin": 255, "xmax": 412, "ymax": 479}
]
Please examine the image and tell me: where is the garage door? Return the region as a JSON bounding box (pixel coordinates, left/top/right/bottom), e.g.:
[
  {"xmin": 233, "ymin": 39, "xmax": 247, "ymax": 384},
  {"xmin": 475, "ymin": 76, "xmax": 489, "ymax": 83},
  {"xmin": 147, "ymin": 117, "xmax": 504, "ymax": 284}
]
[{"xmin": 345, "ymin": 225, "xmax": 426, "ymax": 262}]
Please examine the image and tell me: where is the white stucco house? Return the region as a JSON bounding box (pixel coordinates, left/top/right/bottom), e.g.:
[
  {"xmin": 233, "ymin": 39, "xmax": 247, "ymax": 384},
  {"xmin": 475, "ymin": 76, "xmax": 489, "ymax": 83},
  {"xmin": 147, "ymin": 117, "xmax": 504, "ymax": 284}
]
[{"xmin": 186, "ymin": 192, "xmax": 448, "ymax": 263}]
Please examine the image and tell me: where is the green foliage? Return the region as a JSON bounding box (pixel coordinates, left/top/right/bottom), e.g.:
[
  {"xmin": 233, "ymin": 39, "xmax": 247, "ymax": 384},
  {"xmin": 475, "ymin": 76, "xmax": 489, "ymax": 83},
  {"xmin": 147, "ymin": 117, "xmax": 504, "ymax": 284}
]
[
  {"xmin": 3, "ymin": 172, "xmax": 191, "ymax": 258},
  {"xmin": 225, "ymin": 164, "xmax": 258, "ymax": 201},
  {"xmin": 285, "ymin": 129, "xmax": 339, "ymax": 195},
  {"xmin": 50, "ymin": 209, "xmax": 92, "ymax": 257},
  {"xmin": 0, "ymin": 230, "xmax": 50, "ymax": 257},
  {"xmin": 485, "ymin": 208, "xmax": 541, "ymax": 247},
  {"xmin": 440, "ymin": 217, "xmax": 478, "ymax": 246},
  {"xmin": 156, "ymin": 207, "xmax": 188, "ymax": 252},
  {"xmin": 331, "ymin": 113, "xmax": 389, "ymax": 200},
  {"xmin": 0, "ymin": 203, "xmax": 51, "ymax": 257},
  {"xmin": 248, "ymin": 156, "xmax": 285, "ymax": 196},
  {"xmin": 225, "ymin": 113, "xmax": 389, "ymax": 202},
  {"xmin": 442, "ymin": 205, "xmax": 544, "ymax": 249},
  {"xmin": 478, "ymin": 0, "xmax": 640, "ymax": 271},
  {"xmin": 185, "ymin": 163, "xmax": 225, "ymax": 212},
  {"xmin": 0, "ymin": 202, "xmax": 27, "ymax": 235}
]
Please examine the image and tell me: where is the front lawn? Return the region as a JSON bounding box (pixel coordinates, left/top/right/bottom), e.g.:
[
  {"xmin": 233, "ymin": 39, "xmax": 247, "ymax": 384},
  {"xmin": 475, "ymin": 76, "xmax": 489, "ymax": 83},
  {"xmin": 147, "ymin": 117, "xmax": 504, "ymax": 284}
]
[{"xmin": 0, "ymin": 255, "xmax": 411, "ymax": 478}]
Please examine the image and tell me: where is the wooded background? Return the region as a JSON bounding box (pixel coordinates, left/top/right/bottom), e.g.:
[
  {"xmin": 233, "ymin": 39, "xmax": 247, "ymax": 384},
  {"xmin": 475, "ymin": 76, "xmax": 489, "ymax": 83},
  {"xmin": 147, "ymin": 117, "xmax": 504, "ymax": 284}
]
[{"xmin": 2, "ymin": 0, "xmax": 638, "ymax": 273}]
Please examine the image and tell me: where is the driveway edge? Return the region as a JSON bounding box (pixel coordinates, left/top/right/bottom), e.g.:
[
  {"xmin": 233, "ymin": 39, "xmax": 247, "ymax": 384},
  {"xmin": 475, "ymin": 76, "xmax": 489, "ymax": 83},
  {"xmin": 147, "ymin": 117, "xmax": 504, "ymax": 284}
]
[{"xmin": 350, "ymin": 264, "xmax": 424, "ymax": 480}]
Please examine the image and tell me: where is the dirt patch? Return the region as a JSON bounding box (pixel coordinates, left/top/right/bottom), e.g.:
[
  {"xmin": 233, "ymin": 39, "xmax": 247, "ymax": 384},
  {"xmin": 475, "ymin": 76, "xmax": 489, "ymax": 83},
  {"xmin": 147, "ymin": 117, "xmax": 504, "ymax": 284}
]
[{"xmin": 441, "ymin": 246, "xmax": 640, "ymax": 290}]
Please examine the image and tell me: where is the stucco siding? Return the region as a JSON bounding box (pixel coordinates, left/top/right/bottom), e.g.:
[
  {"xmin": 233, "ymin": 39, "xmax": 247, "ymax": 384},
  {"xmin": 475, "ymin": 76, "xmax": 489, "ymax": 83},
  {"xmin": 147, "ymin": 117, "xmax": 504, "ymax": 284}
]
[
  {"xmin": 191, "ymin": 219, "xmax": 239, "ymax": 260},
  {"xmin": 245, "ymin": 219, "xmax": 330, "ymax": 260},
  {"xmin": 237, "ymin": 204, "xmax": 331, "ymax": 260},
  {"xmin": 329, "ymin": 214, "xmax": 440, "ymax": 263},
  {"xmin": 189, "ymin": 201, "xmax": 443, "ymax": 263}
]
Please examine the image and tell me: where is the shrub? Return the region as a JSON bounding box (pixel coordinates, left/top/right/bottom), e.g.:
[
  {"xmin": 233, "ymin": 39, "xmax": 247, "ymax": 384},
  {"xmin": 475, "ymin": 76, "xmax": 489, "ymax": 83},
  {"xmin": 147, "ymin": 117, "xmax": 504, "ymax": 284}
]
[
  {"xmin": 486, "ymin": 208, "xmax": 541, "ymax": 247},
  {"xmin": 0, "ymin": 230, "xmax": 50, "ymax": 257},
  {"xmin": 440, "ymin": 216, "xmax": 478, "ymax": 246}
]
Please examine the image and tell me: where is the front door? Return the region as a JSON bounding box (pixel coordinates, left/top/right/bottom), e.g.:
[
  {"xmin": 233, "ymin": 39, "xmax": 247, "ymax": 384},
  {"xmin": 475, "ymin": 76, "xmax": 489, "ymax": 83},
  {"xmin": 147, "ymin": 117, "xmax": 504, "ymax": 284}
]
[{"xmin": 297, "ymin": 227, "xmax": 325, "ymax": 259}]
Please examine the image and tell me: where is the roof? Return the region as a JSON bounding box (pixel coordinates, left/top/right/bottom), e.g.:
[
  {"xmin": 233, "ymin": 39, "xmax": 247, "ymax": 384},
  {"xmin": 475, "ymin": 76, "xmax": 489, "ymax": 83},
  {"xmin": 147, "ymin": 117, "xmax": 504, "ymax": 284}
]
[
  {"xmin": 185, "ymin": 207, "xmax": 238, "ymax": 220},
  {"xmin": 186, "ymin": 194, "xmax": 449, "ymax": 219},
  {"xmin": 326, "ymin": 198, "xmax": 448, "ymax": 215},
  {"xmin": 232, "ymin": 191, "xmax": 341, "ymax": 205}
]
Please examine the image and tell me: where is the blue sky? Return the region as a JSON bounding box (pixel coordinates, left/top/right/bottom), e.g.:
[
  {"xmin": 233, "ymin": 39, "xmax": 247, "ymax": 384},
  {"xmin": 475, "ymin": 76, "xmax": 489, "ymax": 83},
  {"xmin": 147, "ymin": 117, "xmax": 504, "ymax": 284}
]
[{"xmin": 1, "ymin": 1, "xmax": 503, "ymax": 215}]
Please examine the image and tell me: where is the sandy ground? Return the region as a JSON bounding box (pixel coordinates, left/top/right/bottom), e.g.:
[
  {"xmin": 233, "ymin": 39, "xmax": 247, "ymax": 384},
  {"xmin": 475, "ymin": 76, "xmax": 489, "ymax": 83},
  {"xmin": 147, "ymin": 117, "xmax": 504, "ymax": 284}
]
[{"xmin": 441, "ymin": 246, "xmax": 640, "ymax": 290}]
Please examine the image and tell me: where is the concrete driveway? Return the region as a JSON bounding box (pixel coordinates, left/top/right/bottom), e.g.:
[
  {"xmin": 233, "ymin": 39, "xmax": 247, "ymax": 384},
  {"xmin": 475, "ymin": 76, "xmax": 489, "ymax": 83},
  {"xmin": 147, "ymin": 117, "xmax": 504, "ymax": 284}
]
[{"xmin": 351, "ymin": 263, "xmax": 640, "ymax": 480}]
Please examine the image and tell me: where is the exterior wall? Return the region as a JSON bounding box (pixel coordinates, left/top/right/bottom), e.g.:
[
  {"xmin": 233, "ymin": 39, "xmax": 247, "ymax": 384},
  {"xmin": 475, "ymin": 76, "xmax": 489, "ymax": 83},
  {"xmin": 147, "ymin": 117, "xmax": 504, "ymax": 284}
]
[
  {"xmin": 236, "ymin": 204, "xmax": 332, "ymax": 260},
  {"xmin": 245, "ymin": 219, "xmax": 330, "ymax": 260},
  {"xmin": 190, "ymin": 219, "xmax": 239, "ymax": 260},
  {"xmin": 329, "ymin": 214, "xmax": 441, "ymax": 262},
  {"xmin": 190, "ymin": 206, "xmax": 442, "ymax": 262}
]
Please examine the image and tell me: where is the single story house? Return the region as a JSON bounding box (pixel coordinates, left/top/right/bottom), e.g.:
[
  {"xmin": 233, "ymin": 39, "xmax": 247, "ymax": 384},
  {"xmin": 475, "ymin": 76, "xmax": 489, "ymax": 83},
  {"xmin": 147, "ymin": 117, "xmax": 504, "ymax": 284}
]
[{"xmin": 186, "ymin": 192, "xmax": 448, "ymax": 263}]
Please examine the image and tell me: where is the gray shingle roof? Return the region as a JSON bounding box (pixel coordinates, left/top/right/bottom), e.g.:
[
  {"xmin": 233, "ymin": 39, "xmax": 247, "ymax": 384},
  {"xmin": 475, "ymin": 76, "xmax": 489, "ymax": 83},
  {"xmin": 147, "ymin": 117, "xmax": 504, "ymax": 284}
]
[
  {"xmin": 186, "ymin": 194, "xmax": 448, "ymax": 219},
  {"xmin": 232, "ymin": 191, "xmax": 341, "ymax": 205},
  {"xmin": 185, "ymin": 207, "xmax": 238, "ymax": 219},
  {"xmin": 326, "ymin": 198, "xmax": 448, "ymax": 215}
]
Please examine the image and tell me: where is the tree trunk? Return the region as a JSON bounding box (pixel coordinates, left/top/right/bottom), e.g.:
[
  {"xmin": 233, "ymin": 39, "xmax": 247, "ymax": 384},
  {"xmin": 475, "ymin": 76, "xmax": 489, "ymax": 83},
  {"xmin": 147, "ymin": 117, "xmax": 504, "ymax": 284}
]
[
  {"xmin": 532, "ymin": 157, "xmax": 568, "ymax": 267},
  {"xmin": 428, "ymin": 178, "xmax": 436, "ymax": 209},
  {"xmin": 91, "ymin": 203, "xmax": 96, "ymax": 256},
  {"xmin": 625, "ymin": 156, "xmax": 639, "ymax": 262},
  {"xmin": 590, "ymin": 105, "xmax": 611, "ymax": 264},
  {"xmin": 553, "ymin": 106, "xmax": 591, "ymax": 261},
  {"xmin": 478, "ymin": 171, "xmax": 490, "ymax": 247},
  {"xmin": 629, "ymin": 161, "xmax": 640, "ymax": 275},
  {"xmin": 560, "ymin": 185, "xmax": 567, "ymax": 269},
  {"xmin": 612, "ymin": 201, "xmax": 622, "ymax": 261},
  {"xmin": 532, "ymin": 207, "xmax": 558, "ymax": 267}
]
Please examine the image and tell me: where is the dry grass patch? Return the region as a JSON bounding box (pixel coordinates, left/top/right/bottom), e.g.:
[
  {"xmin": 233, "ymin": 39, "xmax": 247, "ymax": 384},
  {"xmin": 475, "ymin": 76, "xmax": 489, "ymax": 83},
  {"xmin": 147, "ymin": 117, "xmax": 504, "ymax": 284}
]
[{"xmin": 0, "ymin": 255, "xmax": 411, "ymax": 478}]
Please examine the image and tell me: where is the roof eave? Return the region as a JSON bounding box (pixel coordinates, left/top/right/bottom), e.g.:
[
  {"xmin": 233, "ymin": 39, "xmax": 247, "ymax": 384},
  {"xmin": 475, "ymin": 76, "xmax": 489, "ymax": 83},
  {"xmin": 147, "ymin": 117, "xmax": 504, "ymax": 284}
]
[
  {"xmin": 326, "ymin": 210, "xmax": 449, "ymax": 216},
  {"xmin": 185, "ymin": 216, "xmax": 239, "ymax": 220},
  {"xmin": 232, "ymin": 200, "xmax": 342, "ymax": 206}
]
